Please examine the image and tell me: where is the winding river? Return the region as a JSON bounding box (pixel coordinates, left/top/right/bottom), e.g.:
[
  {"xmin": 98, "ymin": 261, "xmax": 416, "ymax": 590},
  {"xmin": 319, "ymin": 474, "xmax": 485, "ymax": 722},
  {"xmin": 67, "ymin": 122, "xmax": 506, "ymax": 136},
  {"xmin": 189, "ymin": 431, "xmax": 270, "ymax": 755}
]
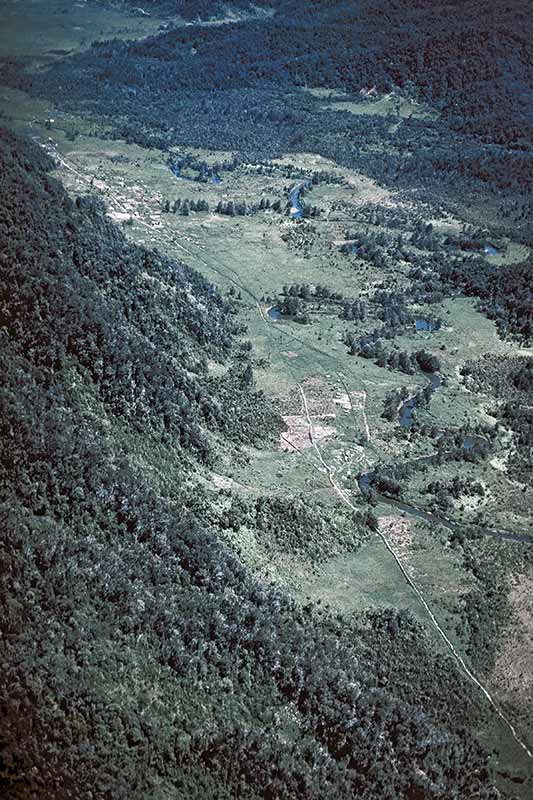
[
  {"xmin": 357, "ymin": 373, "xmax": 533, "ymax": 544},
  {"xmin": 289, "ymin": 180, "xmax": 311, "ymax": 219}
]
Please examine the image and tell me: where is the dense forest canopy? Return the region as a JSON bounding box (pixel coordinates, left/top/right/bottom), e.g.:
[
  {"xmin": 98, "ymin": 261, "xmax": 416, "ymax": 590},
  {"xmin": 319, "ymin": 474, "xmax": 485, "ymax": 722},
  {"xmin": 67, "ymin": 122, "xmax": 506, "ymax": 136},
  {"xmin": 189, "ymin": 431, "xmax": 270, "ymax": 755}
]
[
  {"xmin": 103, "ymin": 0, "xmax": 278, "ymax": 19},
  {"xmin": 62, "ymin": 0, "xmax": 533, "ymax": 137}
]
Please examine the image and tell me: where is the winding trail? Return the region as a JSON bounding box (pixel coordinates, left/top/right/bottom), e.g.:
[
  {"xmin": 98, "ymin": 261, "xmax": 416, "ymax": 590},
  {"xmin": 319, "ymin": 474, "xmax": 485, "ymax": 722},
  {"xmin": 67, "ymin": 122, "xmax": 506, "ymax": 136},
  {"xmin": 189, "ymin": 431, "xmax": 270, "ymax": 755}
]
[
  {"xmin": 360, "ymin": 389, "xmax": 370, "ymax": 442},
  {"xmin": 337, "ymin": 372, "xmax": 371, "ymax": 443},
  {"xmin": 297, "ymin": 381, "xmax": 532, "ymax": 761}
]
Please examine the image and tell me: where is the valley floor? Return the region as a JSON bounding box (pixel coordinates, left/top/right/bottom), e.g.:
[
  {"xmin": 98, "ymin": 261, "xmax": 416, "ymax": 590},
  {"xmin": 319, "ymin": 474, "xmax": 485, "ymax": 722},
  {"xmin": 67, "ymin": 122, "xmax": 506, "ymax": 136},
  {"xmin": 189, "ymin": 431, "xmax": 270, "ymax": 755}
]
[{"xmin": 1, "ymin": 1, "xmax": 532, "ymax": 793}]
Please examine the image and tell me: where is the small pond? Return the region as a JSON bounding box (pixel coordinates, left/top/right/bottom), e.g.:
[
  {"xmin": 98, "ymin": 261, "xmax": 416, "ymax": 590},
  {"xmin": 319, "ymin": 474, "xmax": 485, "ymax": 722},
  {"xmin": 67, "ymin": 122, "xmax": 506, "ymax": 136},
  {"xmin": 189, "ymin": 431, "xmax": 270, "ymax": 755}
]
[
  {"xmin": 268, "ymin": 307, "xmax": 282, "ymax": 321},
  {"xmin": 415, "ymin": 318, "xmax": 440, "ymax": 332}
]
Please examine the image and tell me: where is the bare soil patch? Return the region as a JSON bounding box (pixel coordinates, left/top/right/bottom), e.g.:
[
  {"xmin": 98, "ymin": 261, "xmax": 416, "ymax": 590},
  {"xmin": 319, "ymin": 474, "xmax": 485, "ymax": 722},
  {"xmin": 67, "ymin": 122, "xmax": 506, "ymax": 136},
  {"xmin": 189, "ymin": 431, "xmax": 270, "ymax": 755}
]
[{"xmin": 280, "ymin": 414, "xmax": 336, "ymax": 452}]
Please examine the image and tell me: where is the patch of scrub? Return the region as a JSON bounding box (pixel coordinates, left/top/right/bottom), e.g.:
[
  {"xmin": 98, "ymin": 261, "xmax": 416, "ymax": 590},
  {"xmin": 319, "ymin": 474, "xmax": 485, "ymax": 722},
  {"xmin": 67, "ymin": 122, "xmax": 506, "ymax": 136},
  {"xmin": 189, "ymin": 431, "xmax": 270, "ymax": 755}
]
[{"xmin": 378, "ymin": 515, "xmax": 414, "ymax": 554}]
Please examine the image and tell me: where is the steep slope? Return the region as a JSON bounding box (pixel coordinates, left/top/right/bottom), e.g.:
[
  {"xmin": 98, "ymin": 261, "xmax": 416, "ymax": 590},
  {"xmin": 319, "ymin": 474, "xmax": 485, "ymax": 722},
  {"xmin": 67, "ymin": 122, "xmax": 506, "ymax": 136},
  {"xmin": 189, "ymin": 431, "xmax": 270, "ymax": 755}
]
[{"xmin": 0, "ymin": 129, "xmax": 278, "ymax": 459}]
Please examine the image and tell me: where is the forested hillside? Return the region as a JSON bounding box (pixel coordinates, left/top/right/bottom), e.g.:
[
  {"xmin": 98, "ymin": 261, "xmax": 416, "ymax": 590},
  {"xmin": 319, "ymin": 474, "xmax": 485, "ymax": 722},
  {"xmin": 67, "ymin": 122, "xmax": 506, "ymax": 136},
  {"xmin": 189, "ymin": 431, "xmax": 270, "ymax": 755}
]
[
  {"xmin": 109, "ymin": 0, "xmax": 277, "ymax": 18},
  {"xmin": 0, "ymin": 130, "xmax": 503, "ymax": 798},
  {"xmin": 0, "ymin": 128, "xmax": 279, "ymax": 457}
]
